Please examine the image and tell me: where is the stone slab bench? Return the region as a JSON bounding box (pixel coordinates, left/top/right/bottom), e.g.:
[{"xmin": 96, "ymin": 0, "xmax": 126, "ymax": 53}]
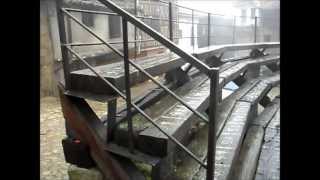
[
  {"xmin": 254, "ymin": 106, "xmax": 280, "ymax": 180},
  {"xmin": 171, "ymin": 78, "xmax": 277, "ymax": 180},
  {"xmin": 230, "ymin": 98, "xmax": 280, "ymax": 180},
  {"xmin": 113, "ymin": 55, "xmax": 279, "ymax": 158},
  {"xmin": 70, "ymin": 53, "xmax": 183, "ymax": 95}
]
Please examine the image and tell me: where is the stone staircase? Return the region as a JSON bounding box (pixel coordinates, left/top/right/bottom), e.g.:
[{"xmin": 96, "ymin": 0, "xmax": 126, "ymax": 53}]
[{"xmin": 56, "ymin": 1, "xmax": 280, "ymax": 179}]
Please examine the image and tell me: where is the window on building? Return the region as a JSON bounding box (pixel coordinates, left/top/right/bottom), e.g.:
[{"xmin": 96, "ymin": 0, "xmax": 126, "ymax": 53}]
[
  {"xmin": 82, "ymin": 13, "xmax": 94, "ymax": 27},
  {"xmin": 109, "ymin": 16, "xmax": 121, "ymax": 38}
]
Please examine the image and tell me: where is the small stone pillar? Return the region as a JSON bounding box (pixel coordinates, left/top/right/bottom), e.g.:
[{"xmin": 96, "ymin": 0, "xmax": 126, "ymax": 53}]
[{"xmin": 68, "ymin": 164, "xmax": 105, "ymax": 180}]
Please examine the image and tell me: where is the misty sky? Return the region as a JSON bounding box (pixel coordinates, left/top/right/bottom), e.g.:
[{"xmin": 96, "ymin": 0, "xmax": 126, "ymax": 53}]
[{"xmin": 177, "ymin": 0, "xmax": 280, "ymax": 16}]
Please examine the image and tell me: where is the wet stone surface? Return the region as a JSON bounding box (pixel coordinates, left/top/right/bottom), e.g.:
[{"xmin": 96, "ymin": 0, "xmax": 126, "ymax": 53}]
[
  {"xmin": 193, "ymin": 101, "xmax": 251, "ymax": 180},
  {"xmin": 254, "ymin": 110, "xmax": 280, "ymax": 180},
  {"xmin": 240, "ymin": 81, "xmax": 271, "ymax": 104},
  {"xmin": 40, "ymin": 97, "xmax": 106, "ymax": 180},
  {"xmin": 71, "ymin": 53, "xmax": 178, "ymax": 77}
]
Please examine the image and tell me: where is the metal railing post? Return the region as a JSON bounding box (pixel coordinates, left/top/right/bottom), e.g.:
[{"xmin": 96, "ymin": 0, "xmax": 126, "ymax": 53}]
[
  {"xmin": 56, "ymin": 0, "xmax": 71, "ymax": 89},
  {"xmin": 208, "ymin": 13, "xmax": 211, "ymax": 47},
  {"xmin": 232, "ymin": 16, "xmax": 236, "ymax": 44},
  {"xmin": 169, "ymin": 2, "xmax": 173, "ymax": 41},
  {"xmin": 206, "ymin": 69, "xmax": 219, "ymax": 180},
  {"xmin": 254, "ymin": 16, "xmax": 257, "ymax": 43},
  {"xmin": 134, "ymin": 0, "xmax": 137, "ymax": 59},
  {"xmin": 192, "ymin": 9, "xmax": 194, "ymax": 52},
  {"xmin": 122, "ymin": 18, "xmax": 135, "ymax": 153}
]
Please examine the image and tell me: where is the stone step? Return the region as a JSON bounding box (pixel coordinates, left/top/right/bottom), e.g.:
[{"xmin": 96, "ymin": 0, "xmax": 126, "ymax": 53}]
[
  {"xmin": 259, "ymin": 73, "xmax": 280, "ymax": 87},
  {"xmin": 239, "ymin": 80, "xmax": 272, "ymax": 105},
  {"xmin": 136, "ymin": 57, "xmax": 281, "ymax": 157},
  {"xmin": 137, "ymin": 77, "xmax": 213, "ymax": 157},
  {"xmin": 113, "ymin": 74, "xmax": 209, "ymax": 149},
  {"xmin": 70, "ymin": 52, "xmax": 183, "ymax": 95},
  {"xmin": 113, "ymin": 58, "xmax": 279, "ymax": 158},
  {"xmin": 112, "ymin": 61, "xmax": 239, "ymax": 156},
  {"xmin": 170, "ymin": 78, "xmax": 277, "ymax": 180},
  {"xmin": 111, "ymin": 53, "xmax": 279, "ymax": 159},
  {"xmin": 230, "ymin": 98, "xmax": 280, "ymax": 180},
  {"xmin": 254, "ymin": 107, "xmax": 280, "ymax": 180},
  {"xmin": 169, "ymin": 79, "xmax": 261, "ymax": 180},
  {"xmin": 193, "ymin": 101, "xmax": 252, "ymax": 180}
]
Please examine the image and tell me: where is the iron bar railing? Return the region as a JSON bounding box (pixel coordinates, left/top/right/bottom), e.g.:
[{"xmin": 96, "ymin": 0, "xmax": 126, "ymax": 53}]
[
  {"xmin": 96, "ymin": 0, "xmax": 212, "ymax": 75},
  {"xmin": 62, "ymin": 8, "xmax": 210, "ymax": 124},
  {"xmin": 122, "ymin": 19, "xmax": 135, "ymax": 153},
  {"xmin": 64, "ymin": 45, "xmax": 208, "ymax": 168},
  {"xmin": 63, "ymin": 0, "xmax": 278, "ymax": 49}
]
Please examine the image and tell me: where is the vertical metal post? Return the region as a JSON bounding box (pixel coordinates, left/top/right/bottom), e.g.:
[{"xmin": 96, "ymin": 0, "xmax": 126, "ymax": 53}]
[
  {"xmin": 66, "ymin": 17, "xmax": 73, "ymax": 47},
  {"xmin": 206, "ymin": 69, "xmax": 219, "ymax": 180},
  {"xmin": 208, "ymin": 13, "xmax": 211, "ymax": 47},
  {"xmin": 56, "ymin": 0, "xmax": 71, "ymax": 89},
  {"xmin": 192, "ymin": 9, "xmax": 194, "ymax": 53},
  {"xmin": 232, "ymin": 16, "xmax": 236, "ymax": 44},
  {"xmin": 134, "ymin": 0, "xmax": 137, "ymax": 59},
  {"xmin": 168, "ymin": 2, "xmax": 173, "ymax": 41},
  {"xmin": 107, "ymin": 99, "xmax": 117, "ymax": 142},
  {"xmin": 254, "ymin": 16, "xmax": 257, "ymax": 43},
  {"xmin": 122, "ymin": 18, "xmax": 135, "ymax": 153}
]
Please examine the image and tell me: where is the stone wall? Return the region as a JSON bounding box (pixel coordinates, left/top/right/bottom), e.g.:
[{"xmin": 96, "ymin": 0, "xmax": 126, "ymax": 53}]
[{"xmin": 41, "ymin": 0, "xmax": 59, "ymax": 97}]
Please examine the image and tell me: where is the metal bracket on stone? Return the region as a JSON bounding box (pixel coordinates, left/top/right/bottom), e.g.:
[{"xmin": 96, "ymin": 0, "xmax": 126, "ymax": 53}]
[
  {"xmin": 259, "ymin": 95, "xmax": 272, "ymax": 108},
  {"xmin": 249, "ymin": 48, "xmax": 265, "ymax": 59},
  {"xmin": 164, "ymin": 67, "xmax": 190, "ymax": 88},
  {"xmin": 204, "ymin": 54, "xmax": 224, "ymax": 68},
  {"xmin": 233, "ymin": 72, "xmax": 248, "ymax": 87},
  {"xmin": 58, "ymin": 88, "xmax": 133, "ymax": 180}
]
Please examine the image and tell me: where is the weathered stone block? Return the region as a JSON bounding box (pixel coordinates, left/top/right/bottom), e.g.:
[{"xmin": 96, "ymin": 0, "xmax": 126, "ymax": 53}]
[{"xmin": 68, "ymin": 164, "xmax": 104, "ymax": 180}]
